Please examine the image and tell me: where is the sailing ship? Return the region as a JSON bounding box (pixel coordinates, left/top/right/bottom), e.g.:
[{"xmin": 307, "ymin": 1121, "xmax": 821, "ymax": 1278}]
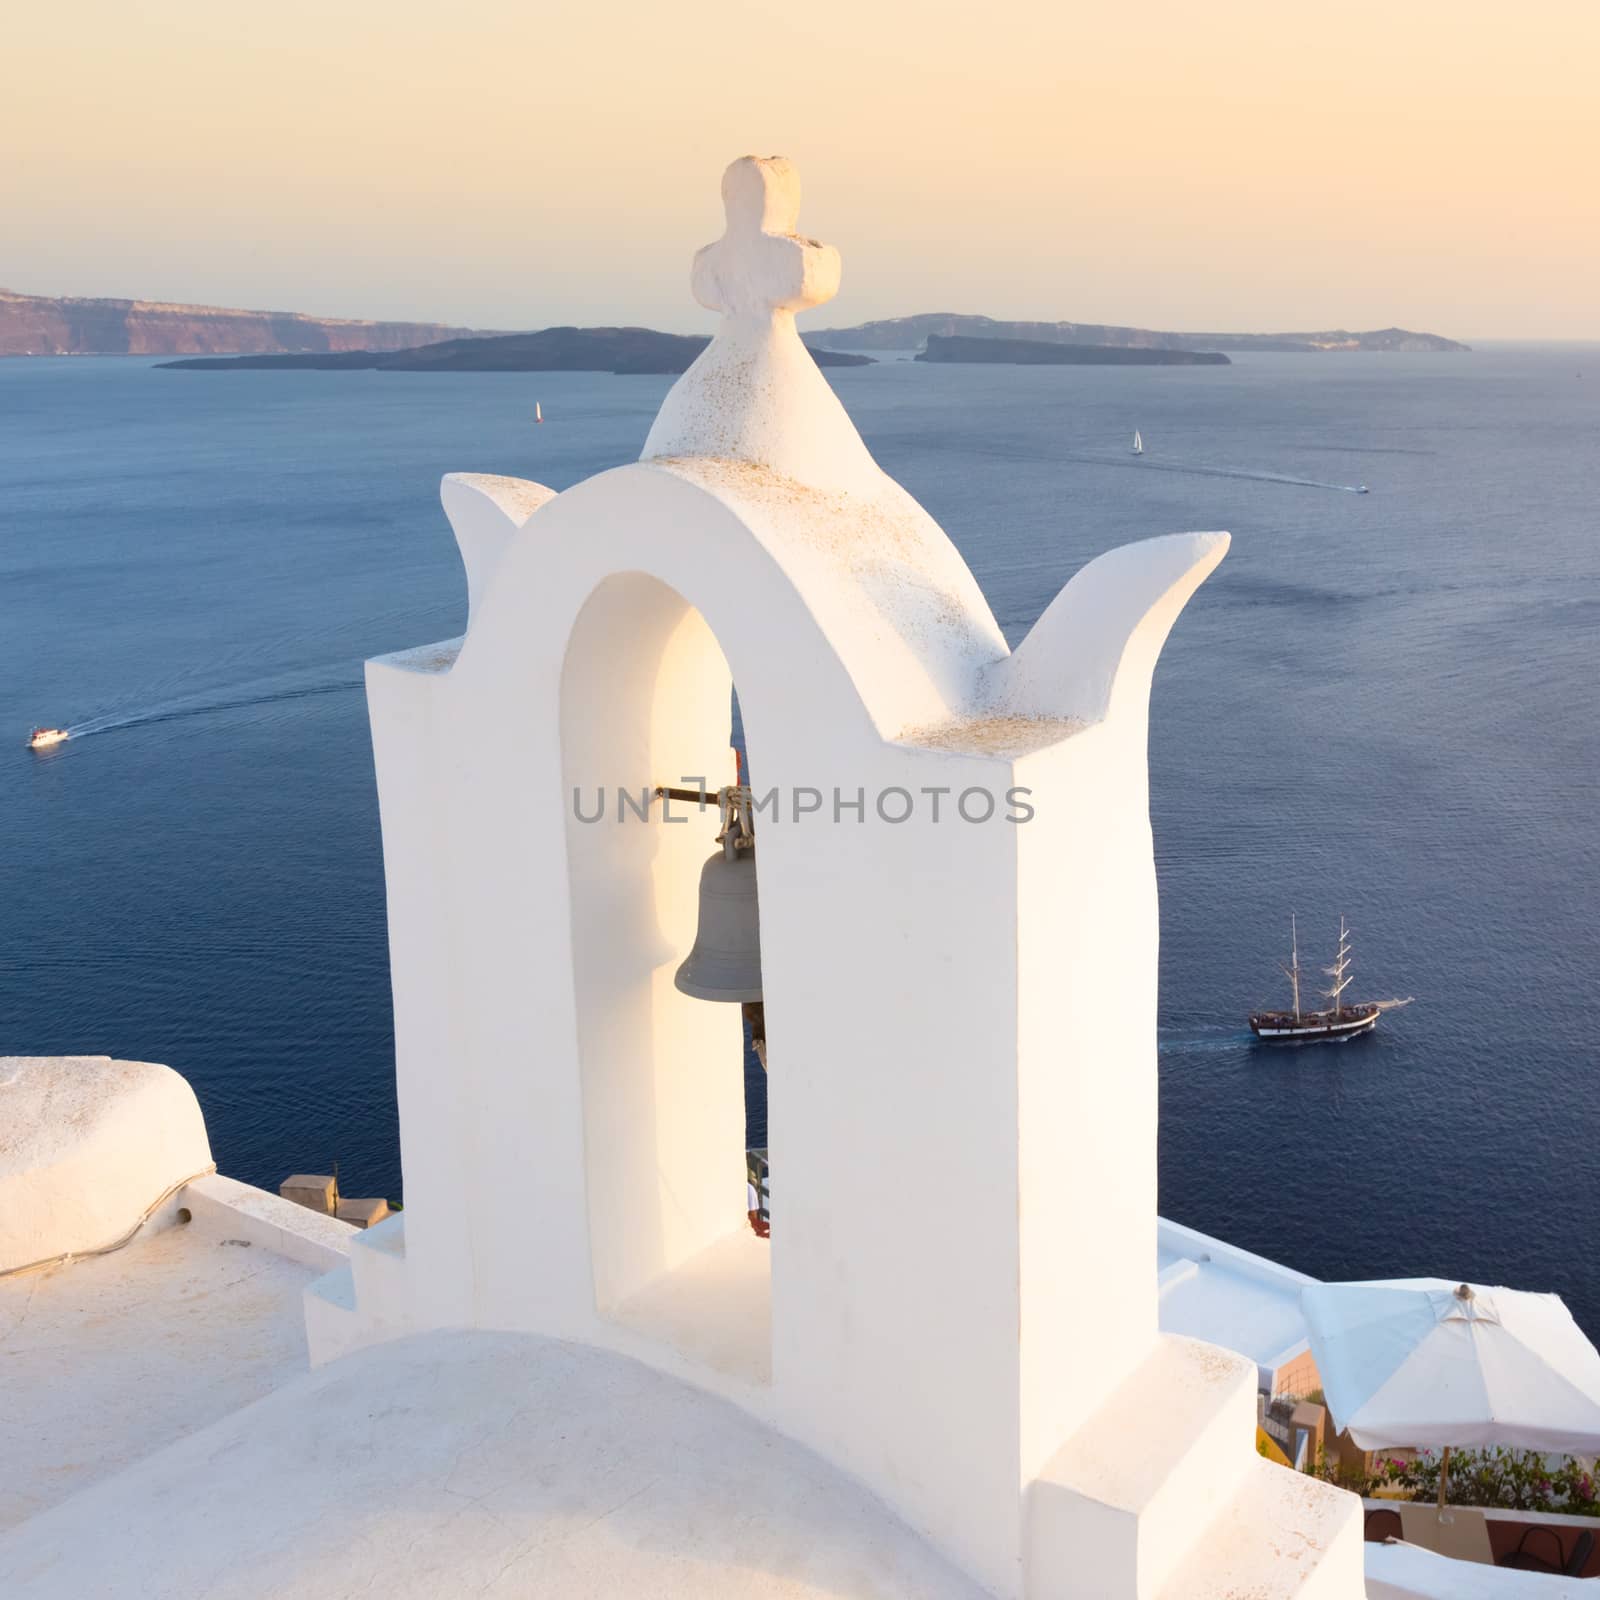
[
  {"xmin": 534, "ymin": 401, "xmax": 544, "ymax": 425},
  {"xmin": 1132, "ymin": 430, "xmax": 1144, "ymax": 456},
  {"xmin": 1248, "ymin": 915, "xmax": 1411, "ymax": 1042}
]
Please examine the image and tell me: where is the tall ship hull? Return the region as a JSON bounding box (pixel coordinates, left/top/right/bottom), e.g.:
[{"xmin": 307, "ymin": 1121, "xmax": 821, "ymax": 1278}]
[{"xmin": 1249, "ymin": 1004, "xmax": 1378, "ymax": 1042}]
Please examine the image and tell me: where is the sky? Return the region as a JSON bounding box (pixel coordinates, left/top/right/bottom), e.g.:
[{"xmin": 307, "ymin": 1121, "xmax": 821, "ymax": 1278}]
[{"xmin": 5, "ymin": 0, "xmax": 1598, "ymax": 340}]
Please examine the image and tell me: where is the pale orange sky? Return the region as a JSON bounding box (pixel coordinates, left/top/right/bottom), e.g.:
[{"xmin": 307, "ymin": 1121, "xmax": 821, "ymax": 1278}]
[{"xmin": 6, "ymin": 0, "xmax": 1597, "ymax": 339}]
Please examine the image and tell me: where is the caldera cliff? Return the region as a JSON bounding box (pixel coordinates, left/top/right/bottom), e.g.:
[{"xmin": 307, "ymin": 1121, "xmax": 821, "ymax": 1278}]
[{"xmin": 0, "ymin": 289, "xmax": 493, "ymax": 357}]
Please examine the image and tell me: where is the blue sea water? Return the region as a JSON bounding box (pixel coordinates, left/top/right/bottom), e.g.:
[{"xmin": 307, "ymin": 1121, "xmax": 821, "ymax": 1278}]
[{"xmin": 3, "ymin": 350, "xmax": 1596, "ymax": 1329}]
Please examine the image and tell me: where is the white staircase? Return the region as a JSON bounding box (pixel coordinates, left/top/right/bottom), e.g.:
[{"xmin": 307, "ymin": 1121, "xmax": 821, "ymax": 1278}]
[
  {"xmin": 1029, "ymin": 1334, "xmax": 1363, "ymax": 1598},
  {"xmin": 302, "ymin": 1212, "xmax": 411, "ymax": 1367},
  {"xmin": 1154, "ymin": 1454, "xmax": 1363, "ymax": 1600}
]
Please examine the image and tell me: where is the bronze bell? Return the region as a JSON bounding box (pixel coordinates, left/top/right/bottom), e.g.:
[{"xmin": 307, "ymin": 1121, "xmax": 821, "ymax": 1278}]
[{"xmin": 674, "ymin": 797, "xmax": 762, "ymax": 1003}]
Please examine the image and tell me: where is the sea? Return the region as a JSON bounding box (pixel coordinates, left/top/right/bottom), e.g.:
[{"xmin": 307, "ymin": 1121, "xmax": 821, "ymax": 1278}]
[{"xmin": 3, "ymin": 348, "xmax": 1596, "ymax": 1332}]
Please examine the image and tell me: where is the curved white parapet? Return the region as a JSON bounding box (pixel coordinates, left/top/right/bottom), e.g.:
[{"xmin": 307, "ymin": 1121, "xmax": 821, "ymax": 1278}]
[
  {"xmin": 440, "ymin": 472, "xmax": 556, "ymax": 628},
  {"xmin": 987, "ymin": 530, "xmax": 1231, "ymax": 730},
  {"xmin": 0, "ymin": 1056, "xmax": 213, "ymax": 1273}
]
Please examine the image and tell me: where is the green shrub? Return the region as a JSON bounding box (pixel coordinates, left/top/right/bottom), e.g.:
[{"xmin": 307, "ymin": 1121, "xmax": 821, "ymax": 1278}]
[{"xmin": 1311, "ymin": 1446, "xmax": 1599, "ymax": 1516}]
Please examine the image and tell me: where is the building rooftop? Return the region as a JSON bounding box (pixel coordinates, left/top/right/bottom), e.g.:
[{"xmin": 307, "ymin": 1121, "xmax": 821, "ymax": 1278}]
[
  {"xmin": 1, "ymin": 1328, "xmax": 987, "ymax": 1600},
  {"xmin": 0, "ymin": 1210, "xmax": 317, "ymax": 1531},
  {"xmin": 1157, "ymin": 1218, "xmax": 1317, "ymax": 1391}
]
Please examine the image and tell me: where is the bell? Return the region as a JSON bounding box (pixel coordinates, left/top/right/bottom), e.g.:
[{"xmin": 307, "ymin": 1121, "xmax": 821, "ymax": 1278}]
[{"xmin": 675, "ymin": 845, "xmax": 763, "ymax": 1002}]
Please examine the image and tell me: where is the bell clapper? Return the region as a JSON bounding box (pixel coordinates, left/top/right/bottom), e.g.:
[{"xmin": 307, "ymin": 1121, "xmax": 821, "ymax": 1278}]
[{"xmin": 742, "ymin": 1000, "xmax": 767, "ymax": 1072}]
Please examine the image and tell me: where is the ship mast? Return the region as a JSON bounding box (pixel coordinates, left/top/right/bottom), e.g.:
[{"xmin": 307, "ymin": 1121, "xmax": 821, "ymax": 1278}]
[
  {"xmin": 1279, "ymin": 913, "xmax": 1303, "ymax": 1022},
  {"xmin": 1323, "ymin": 916, "xmax": 1354, "ymax": 1020}
]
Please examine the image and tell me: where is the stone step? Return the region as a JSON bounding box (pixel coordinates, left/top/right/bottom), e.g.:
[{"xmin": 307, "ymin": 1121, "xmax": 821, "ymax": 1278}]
[
  {"xmin": 302, "ymin": 1263, "xmax": 362, "ymax": 1368},
  {"xmin": 1029, "ymin": 1333, "xmax": 1261, "ymax": 1598},
  {"xmin": 347, "ymin": 1212, "xmax": 408, "ymax": 1325},
  {"xmin": 1153, "ymin": 1455, "xmax": 1364, "ymax": 1600}
]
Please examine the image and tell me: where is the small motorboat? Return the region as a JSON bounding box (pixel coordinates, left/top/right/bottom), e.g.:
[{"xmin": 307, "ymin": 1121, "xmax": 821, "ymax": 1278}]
[{"xmin": 27, "ymin": 726, "xmax": 69, "ymax": 749}]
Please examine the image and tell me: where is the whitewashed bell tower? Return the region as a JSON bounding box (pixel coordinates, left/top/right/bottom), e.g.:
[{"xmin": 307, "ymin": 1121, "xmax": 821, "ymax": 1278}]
[{"xmin": 308, "ymin": 156, "xmax": 1362, "ymax": 1599}]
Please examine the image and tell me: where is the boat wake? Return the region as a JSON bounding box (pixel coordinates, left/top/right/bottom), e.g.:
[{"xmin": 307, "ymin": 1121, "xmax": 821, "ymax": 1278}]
[
  {"xmin": 62, "ymin": 677, "xmax": 361, "ymax": 743},
  {"xmin": 1157, "ymin": 1027, "xmax": 1256, "ymax": 1056},
  {"xmin": 1069, "ymin": 452, "xmax": 1370, "ymax": 494}
]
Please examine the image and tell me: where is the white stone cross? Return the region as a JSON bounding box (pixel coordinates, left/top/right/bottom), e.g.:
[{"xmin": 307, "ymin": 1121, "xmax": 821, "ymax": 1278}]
[
  {"xmin": 642, "ymin": 155, "xmax": 879, "ymax": 493},
  {"xmin": 690, "ymin": 156, "xmax": 841, "ymax": 322}
]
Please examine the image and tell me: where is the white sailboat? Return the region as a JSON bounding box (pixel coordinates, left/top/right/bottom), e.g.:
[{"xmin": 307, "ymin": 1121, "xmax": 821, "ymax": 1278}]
[
  {"xmin": 535, "ymin": 401, "xmax": 544, "ymax": 425},
  {"xmin": 1132, "ymin": 430, "xmax": 1144, "ymax": 456}
]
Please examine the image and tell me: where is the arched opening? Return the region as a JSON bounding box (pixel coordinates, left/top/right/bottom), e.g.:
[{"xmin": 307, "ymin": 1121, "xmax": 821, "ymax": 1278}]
[{"xmin": 561, "ymin": 571, "xmax": 771, "ymax": 1386}]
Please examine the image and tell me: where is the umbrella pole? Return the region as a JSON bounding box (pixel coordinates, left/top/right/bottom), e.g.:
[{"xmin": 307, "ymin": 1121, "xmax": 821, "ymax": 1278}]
[{"xmin": 1437, "ymin": 1445, "xmax": 1452, "ymax": 1511}]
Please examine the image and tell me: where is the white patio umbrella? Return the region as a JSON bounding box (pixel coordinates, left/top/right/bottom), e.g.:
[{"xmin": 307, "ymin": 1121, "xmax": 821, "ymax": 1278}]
[{"xmin": 1301, "ymin": 1278, "xmax": 1600, "ymax": 1507}]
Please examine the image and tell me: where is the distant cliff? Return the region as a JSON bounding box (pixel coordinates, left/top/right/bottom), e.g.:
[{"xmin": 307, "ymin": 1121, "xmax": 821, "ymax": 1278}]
[
  {"xmin": 917, "ymin": 335, "xmax": 1230, "ymax": 367},
  {"xmin": 0, "ymin": 288, "xmax": 491, "ymax": 357},
  {"xmin": 808, "ymin": 313, "xmax": 1469, "ymax": 355},
  {"xmin": 8, "ymin": 286, "xmax": 1467, "ymax": 360},
  {"xmin": 160, "ymin": 327, "xmax": 874, "ymax": 375}
]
